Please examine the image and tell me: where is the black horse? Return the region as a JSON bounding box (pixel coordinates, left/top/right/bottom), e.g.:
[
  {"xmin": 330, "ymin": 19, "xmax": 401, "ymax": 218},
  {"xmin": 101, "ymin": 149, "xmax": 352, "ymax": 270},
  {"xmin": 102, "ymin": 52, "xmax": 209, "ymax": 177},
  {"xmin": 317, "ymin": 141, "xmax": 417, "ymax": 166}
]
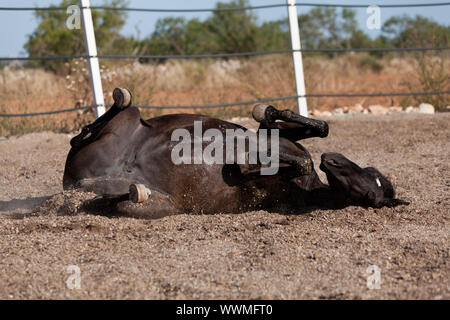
[{"xmin": 63, "ymin": 88, "xmax": 407, "ymax": 218}]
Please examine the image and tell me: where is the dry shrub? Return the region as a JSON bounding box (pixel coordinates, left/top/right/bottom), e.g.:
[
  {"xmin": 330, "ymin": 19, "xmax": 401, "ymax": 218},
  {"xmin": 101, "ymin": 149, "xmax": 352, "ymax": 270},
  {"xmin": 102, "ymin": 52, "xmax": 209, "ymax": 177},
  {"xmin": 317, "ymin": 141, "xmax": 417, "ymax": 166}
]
[
  {"xmin": 0, "ymin": 65, "xmax": 95, "ymax": 136},
  {"xmin": 411, "ymin": 52, "xmax": 449, "ymax": 111}
]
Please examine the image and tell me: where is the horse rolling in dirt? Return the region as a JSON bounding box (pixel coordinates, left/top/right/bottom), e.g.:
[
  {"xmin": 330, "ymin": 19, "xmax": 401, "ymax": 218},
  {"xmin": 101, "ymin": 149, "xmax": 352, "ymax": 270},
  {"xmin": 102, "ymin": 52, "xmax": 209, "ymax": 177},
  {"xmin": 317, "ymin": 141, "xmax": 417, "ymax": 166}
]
[{"xmin": 63, "ymin": 88, "xmax": 407, "ymax": 218}]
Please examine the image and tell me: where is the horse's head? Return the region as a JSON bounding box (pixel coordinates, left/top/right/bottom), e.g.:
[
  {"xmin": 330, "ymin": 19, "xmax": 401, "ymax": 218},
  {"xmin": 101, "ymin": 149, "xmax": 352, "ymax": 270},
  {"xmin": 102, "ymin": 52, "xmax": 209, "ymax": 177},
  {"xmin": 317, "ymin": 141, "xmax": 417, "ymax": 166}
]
[{"xmin": 320, "ymin": 152, "xmax": 408, "ymax": 208}]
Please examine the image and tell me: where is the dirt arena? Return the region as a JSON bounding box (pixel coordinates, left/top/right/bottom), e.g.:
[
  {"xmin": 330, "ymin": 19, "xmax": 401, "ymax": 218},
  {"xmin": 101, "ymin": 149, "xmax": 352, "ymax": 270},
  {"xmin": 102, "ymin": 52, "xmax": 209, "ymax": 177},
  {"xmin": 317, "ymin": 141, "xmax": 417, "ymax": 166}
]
[{"xmin": 0, "ymin": 112, "xmax": 448, "ymax": 299}]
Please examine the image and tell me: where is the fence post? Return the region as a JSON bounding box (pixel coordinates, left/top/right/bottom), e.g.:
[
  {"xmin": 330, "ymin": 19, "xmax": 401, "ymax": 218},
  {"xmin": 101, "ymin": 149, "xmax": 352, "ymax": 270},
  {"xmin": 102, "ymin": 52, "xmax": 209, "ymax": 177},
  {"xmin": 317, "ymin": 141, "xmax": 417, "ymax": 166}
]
[
  {"xmin": 286, "ymin": 0, "xmax": 308, "ymax": 116},
  {"xmin": 79, "ymin": 0, "xmax": 105, "ymax": 118}
]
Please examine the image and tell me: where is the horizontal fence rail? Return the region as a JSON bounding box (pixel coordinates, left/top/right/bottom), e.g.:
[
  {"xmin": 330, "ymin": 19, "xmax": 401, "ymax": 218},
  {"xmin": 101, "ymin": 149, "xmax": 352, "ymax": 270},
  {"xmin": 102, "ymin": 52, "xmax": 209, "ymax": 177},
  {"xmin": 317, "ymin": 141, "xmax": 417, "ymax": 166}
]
[
  {"xmin": 0, "ymin": 2, "xmax": 449, "ymax": 118},
  {"xmin": 1, "ymin": 2, "xmax": 450, "ymax": 12},
  {"xmin": 1, "ymin": 46, "xmax": 450, "ymax": 61},
  {"xmin": 1, "ymin": 91, "xmax": 448, "ymax": 117}
]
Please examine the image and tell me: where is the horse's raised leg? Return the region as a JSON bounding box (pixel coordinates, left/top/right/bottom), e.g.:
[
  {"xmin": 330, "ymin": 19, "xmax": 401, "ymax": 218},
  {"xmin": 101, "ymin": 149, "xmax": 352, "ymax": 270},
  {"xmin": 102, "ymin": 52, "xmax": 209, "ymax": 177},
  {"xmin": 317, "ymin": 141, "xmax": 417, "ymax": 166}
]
[
  {"xmin": 240, "ymin": 137, "xmax": 314, "ymax": 177},
  {"xmin": 253, "ymin": 104, "xmax": 329, "ymax": 140},
  {"xmin": 70, "ymin": 88, "xmax": 132, "ymax": 149}
]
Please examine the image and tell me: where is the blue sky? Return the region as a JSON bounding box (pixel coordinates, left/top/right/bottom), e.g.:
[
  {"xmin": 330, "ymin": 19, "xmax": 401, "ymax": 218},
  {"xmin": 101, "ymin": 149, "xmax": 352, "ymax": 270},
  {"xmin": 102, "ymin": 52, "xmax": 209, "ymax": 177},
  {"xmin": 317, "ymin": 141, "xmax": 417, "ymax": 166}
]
[{"xmin": 0, "ymin": 0, "xmax": 449, "ymax": 57}]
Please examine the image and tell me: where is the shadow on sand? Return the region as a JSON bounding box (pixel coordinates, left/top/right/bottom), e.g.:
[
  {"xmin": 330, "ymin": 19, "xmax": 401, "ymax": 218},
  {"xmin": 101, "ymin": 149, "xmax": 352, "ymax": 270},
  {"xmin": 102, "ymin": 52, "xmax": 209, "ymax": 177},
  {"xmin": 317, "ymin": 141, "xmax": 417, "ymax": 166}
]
[{"xmin": 0, "ymin": 196, "xmax": 51, "ymax": 218}]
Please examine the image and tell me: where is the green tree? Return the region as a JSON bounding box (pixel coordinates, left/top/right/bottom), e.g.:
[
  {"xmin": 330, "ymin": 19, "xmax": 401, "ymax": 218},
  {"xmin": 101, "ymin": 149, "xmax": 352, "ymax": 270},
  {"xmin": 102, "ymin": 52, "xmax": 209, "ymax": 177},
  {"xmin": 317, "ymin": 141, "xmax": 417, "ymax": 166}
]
[
  {"xmin": 147, "ymin": 17, "xmax": 189, "ymax": 55},
  {"xmin": 298, "ymin": 7, "xmax": 360, "ymax": 50},
  {"xmin": 207, "ymin": 0, "xmax": 259, "ymax": 53},
  {"xmin": 143, "ymin": 0, "xmax": 261, "ymax": 57},
  {"xmin": 256, "ymin": 20, "xmax": 289, "ymax": 51},
  {"xmin": 184, "ymin": 18, "xmax": 221, "ymax": 54},
  {"xmin": 24, "ymin": 0, "xmax": 132, "ymax": 72},
  {"xmin": 382, "ymin": 15, "xmax": 450, "ymax": 48}
]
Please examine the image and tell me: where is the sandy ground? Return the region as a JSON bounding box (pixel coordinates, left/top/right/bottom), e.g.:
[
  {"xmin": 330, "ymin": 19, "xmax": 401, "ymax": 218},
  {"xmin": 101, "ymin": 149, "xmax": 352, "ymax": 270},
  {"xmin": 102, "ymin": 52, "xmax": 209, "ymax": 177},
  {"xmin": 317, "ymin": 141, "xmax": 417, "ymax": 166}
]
[{"xmin": 0, "ymin": 113, "xmax": 448, "ymax": 300}]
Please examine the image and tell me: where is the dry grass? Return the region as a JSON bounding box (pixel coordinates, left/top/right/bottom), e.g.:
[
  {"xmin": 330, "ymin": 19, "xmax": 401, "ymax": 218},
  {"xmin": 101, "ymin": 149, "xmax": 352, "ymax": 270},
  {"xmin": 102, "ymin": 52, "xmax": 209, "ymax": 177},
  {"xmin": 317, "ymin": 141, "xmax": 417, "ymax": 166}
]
[{"xmin": 0, "ymin": 54, "xmax": 448, "ymax": 136}]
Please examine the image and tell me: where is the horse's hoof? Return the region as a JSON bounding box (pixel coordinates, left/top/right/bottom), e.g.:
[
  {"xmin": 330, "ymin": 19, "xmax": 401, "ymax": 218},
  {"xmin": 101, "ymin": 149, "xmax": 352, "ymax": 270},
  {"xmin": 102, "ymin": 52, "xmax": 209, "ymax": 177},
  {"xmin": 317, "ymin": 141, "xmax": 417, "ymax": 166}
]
[
  {"xmin": 252, "ymin": 104, "xmax": 270, "ymax": 122},
  {"xmin": 129, "ymin": 184, "xmax": 151, "ymax": 203},
  {"xmin": 113, "ymin": 87, "xmax": 132, "ymax": 109}
]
